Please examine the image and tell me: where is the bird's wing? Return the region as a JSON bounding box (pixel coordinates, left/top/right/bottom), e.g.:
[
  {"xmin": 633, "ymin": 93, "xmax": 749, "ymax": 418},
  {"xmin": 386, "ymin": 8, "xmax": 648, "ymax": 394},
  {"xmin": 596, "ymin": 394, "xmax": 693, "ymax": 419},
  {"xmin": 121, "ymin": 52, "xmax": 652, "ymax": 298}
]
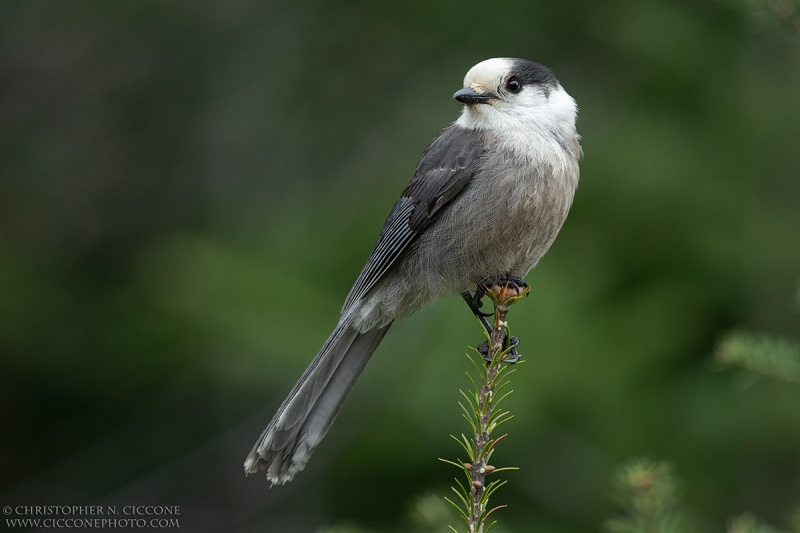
[{"xmin": 342, "ymin": 124, "xmax": 485, "ymax": 311}]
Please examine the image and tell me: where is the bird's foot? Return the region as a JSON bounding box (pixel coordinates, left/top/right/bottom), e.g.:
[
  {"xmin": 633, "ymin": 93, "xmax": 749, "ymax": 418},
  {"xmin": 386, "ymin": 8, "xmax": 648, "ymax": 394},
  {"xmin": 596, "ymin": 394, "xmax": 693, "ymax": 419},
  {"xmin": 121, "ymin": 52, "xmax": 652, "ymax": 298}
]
[
  {"xmin": 462, "ymin": 276, "xmax": 530, "ymax": 335},
  {"xmin": 479, "ymin": 275, "xmax": 529, "ymax": 295},
  {"xmin": 477, "ymin": 335, "xmax": 521, "ymax": 364},
  {"xmin": 464, "ymin": 276, "xmax": 529, "ymax": 364}
]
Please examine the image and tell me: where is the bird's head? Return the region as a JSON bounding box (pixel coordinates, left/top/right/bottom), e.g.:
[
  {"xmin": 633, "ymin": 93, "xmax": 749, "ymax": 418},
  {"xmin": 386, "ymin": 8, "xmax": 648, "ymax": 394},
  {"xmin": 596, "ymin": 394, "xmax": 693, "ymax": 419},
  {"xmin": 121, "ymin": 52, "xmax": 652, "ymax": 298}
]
[{"xmin": 454, "ymin": 58, "xmax": 577, "ymax": 135}]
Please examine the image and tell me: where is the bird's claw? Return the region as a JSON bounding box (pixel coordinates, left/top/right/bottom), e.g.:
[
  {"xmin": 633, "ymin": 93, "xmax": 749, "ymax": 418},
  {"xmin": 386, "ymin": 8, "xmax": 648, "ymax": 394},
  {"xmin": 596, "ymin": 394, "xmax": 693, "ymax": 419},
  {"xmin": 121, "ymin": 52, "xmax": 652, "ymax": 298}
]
[
  {"xmin": 477, "ymin": 335, "xmax": 521, "ymax": 364},
  {"xmin": 480, "ymin": 275, "xmax": 529, "ymax": 294},
  {"xmin": 463, "ymin": 275, "xmax": 530, "ymax": 327}
]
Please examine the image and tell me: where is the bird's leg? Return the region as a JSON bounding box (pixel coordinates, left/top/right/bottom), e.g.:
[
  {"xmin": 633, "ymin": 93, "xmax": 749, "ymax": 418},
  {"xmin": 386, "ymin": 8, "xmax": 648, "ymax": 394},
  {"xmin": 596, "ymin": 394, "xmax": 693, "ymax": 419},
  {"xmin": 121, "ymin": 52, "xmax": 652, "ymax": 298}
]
[
  {"xmin": 461, "ymin": 287, "xmax": 493, "ymax": 334},
  {"xmin": 463, "ymin": 276, "xmax": 529, "ymax": 364}
]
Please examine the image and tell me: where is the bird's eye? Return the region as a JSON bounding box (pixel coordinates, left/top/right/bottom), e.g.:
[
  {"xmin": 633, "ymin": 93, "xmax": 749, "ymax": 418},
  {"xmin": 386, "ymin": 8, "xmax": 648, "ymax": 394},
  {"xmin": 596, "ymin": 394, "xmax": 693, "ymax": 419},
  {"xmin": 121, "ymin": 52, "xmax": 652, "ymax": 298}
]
[{"xmin": 506, "ymin": 76, "xmax": 522, "ymax": 93}]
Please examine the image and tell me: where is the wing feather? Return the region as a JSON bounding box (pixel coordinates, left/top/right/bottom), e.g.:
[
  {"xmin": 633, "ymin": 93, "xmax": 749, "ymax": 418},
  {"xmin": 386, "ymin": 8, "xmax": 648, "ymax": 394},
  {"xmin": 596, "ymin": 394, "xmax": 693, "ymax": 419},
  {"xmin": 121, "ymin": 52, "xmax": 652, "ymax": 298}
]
[{"xmin": 343, "ymin": 124, "xmax": 485, "ymax": 311}]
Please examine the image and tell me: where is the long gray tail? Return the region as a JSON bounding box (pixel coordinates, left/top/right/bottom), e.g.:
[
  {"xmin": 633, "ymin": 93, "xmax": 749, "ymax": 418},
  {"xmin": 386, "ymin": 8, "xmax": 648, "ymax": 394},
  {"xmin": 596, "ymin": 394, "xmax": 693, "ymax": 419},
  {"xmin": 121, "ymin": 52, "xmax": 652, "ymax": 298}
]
[{"xmin": 243, "ymin": 313, "xmax": 391, "ymax": 484}]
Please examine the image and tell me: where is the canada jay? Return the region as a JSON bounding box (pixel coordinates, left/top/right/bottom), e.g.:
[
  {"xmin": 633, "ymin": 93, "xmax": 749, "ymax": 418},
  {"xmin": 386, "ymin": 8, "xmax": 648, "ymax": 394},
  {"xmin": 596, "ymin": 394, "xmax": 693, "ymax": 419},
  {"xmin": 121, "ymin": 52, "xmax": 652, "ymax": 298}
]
[{"xmin": 244, "ymin": 57, "xmax": 582, "ymax": 484}]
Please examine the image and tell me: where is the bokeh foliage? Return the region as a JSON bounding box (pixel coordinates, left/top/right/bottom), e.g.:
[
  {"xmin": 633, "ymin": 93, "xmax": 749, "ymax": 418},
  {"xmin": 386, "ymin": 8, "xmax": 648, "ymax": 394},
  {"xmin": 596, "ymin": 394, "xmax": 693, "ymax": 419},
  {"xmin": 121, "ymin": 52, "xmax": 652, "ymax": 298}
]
[{"xmin": 1, "ymin": 1, "xmax": 799, "ymax": 531}]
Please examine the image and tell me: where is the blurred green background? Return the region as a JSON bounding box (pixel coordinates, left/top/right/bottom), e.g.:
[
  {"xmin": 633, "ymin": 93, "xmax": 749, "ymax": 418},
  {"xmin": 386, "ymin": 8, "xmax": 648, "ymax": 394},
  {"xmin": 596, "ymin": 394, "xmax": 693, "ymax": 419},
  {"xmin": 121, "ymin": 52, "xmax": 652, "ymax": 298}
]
[{"xmin": 1, "ymin": 1, "xmax": 799, "ymax": 531}]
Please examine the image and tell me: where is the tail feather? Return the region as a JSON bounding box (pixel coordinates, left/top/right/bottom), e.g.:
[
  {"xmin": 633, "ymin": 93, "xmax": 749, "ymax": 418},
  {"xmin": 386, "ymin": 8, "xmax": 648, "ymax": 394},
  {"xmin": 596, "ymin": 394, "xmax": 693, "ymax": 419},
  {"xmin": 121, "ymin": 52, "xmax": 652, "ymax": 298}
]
[{"xmin": 244, "ymin": 314, "xmax": 392, "ymax": 484}]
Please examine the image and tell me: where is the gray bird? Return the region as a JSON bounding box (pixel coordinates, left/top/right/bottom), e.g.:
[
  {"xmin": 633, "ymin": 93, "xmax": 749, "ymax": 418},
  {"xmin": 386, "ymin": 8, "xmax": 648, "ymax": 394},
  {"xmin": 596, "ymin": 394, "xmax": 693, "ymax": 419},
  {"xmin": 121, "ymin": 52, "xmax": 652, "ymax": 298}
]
[{"xmin": 244, "ymin": 57, "xmax": 582, "ymax": 484}]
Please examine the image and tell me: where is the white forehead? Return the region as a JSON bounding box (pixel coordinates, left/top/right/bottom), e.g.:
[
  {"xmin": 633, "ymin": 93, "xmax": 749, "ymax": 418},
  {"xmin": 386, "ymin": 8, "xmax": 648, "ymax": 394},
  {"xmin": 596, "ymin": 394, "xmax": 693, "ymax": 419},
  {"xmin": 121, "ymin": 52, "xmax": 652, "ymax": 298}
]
[{"xmin": 463, "ymin": 58, "xmax": 513, "ymax": 89}]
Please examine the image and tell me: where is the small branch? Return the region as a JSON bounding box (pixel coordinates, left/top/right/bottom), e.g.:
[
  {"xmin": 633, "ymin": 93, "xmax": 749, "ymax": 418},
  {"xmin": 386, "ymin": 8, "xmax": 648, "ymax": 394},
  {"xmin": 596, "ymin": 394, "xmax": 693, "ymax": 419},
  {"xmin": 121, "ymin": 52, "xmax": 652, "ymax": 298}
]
[
  {"xmin": 604, "ymin": 459, "xmax": 698, "ymax": 533},
  {"xmin": 442, "ymin": 282, "xmax": 528, "ymax": 533},
  {"xmin": 714, "ymin": 329, "xmax": 800, "ymax": 385},
  {"xmin": 470, "ymin": 284, "xmax": 527, "ymax": 532},
  {"xmin": 467, "ymin": 361, "xmax": 499, "ymax": 533}
]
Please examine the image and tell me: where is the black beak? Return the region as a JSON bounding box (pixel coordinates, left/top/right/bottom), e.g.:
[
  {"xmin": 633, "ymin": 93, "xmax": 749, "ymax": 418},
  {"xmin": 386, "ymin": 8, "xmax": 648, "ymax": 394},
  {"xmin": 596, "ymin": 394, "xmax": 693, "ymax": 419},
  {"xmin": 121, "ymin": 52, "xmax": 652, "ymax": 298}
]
[{"xmin": 453, "ymin": 87, "xmax": 494, "ymax": 105}]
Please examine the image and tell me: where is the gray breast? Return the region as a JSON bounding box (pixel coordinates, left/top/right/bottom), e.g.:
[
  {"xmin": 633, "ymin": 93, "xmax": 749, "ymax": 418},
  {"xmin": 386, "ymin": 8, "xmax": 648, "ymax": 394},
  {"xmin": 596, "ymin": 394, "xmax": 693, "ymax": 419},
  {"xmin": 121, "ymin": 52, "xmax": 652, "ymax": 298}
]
[{"xmin": 411, "ymin": 140, "xmax": 579, "ymax": 289}]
